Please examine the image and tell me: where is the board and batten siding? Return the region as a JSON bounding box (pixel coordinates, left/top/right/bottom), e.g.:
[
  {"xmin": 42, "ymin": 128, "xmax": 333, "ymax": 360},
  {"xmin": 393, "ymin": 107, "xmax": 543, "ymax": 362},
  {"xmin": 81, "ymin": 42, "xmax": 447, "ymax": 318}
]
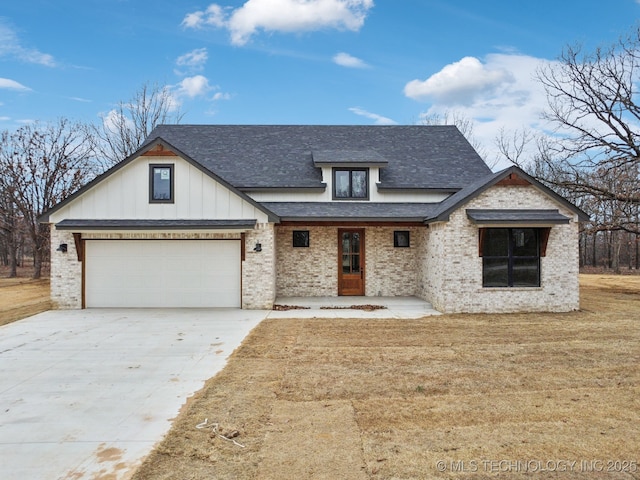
[{"xmin": 48, "ymin": 155, "xmax": 270, "ymax": 224}]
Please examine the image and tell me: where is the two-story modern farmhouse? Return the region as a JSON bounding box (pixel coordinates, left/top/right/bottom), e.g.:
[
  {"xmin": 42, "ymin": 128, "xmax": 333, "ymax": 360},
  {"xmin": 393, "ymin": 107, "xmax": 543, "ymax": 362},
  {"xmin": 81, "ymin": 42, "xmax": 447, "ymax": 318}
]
[{"xmin": 40, "ymin": 125, "xmax": 588, "ymax": 313}]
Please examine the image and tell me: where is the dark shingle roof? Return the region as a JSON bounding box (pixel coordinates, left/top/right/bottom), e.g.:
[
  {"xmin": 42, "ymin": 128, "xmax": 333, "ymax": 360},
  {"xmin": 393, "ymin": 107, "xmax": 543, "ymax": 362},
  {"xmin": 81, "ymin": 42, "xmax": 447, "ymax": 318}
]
[
  {"xmin": 312, "ymin": 149, "xmax": 388, "ymax": 166},
  {"xmin": 261, "ymin": 202, "xmax": 439, "ymax": 221},
  {"xmin": 143, "ymin": 125, "xmax": 491, "ymax": 190},
  {"xmin": 426, "ymin": 166, "xmax": 590, "ymax": 223},
  {"xmin": 466, "ymin": 209, "xmax": 570, "ymax": 224},
  {"xmin": 55, "ymin": 219, "xmax": 257, "ymax": 230}
]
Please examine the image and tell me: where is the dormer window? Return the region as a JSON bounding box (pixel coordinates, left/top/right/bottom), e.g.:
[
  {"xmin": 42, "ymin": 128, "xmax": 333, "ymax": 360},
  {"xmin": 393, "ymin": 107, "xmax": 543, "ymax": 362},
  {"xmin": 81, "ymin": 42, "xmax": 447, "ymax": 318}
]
[
  {"xmin": 149, "ymin": 164, "xmax": 174, "ymax": 203},
  {"xmin": 333, "ymin": 168, "xmax": 369, "ymax": 200}
]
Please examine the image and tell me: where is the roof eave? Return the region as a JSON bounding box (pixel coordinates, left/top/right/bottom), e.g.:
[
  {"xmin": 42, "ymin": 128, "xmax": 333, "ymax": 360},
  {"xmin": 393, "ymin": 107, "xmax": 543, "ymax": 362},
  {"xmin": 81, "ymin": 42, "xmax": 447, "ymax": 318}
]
[
  {"xmin": 55, "ymin": 219, "xmax": 259, "ymax": 231},
  {"xmin": 427, "ymin": 166, "xmax": 590, "ymax": 223},
  {"xmin": 240, "ymin": 185, "xmax": 327, "ymax": 193},
  {"xmin": 278, "ymin": 216, "xmax": 426, "ymax": 223},
  {"xmin": 377, "ymin": 186, "xmax": 460, "ymax": 194},
  {"xmin": 313, "ymin": 161, "xmax": 389, "ymax": 168}
]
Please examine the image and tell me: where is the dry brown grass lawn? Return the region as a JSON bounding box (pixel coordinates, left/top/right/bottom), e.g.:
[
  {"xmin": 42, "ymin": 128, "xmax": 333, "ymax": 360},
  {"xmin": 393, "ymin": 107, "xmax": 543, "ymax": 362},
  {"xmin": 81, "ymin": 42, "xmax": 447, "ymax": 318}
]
[
  {"xmin": 133, "ymin": 275, "xmax": 640, "ymax": 479},
  {"xmin": 0, "ymin": 277, "xmax": 51, "ymax": 326}
]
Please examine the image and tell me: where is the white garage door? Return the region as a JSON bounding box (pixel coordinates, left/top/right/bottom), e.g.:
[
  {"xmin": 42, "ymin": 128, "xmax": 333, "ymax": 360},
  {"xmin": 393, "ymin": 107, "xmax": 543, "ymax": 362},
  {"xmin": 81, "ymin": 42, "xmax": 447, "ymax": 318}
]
[{"xmin": 85, "ymin": 240, "xmax": 241, "ymax": 308}]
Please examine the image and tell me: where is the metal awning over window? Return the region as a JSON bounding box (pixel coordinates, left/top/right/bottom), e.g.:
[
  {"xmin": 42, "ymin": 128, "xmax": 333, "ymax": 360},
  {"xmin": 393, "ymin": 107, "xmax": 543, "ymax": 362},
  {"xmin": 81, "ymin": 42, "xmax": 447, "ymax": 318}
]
[{"xmin": 466, "ymin": 209, "xmax": 570, "ymax": 225}]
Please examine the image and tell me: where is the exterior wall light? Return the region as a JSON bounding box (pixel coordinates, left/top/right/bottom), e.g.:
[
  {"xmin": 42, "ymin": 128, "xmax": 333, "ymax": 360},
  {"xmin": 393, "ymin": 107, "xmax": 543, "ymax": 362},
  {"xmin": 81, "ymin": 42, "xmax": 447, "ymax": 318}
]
[
  {"xmin": 56, "ymin": 243, "xmax": 68, "ymax": 253},
  {"xmin": 253, "ymin": 242, "xmax": 262, "ymax": 252}
]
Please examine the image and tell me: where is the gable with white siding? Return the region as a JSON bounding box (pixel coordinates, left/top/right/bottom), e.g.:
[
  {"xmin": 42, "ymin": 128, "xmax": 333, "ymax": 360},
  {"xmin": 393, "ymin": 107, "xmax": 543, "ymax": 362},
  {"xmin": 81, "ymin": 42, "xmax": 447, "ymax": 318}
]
[{"xmin": 48, "ymin": 153, "xmax": 270, "ymax": 224}]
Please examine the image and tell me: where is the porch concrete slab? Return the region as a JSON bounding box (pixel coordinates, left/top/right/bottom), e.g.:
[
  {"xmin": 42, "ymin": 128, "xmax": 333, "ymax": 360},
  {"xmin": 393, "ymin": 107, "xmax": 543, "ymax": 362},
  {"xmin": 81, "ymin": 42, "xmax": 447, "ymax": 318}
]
[
  {"xmin": 0, "ymin": 308, "xmax": 267, "ymax": 480},
  {"xmin": 269, "ymin": 296, "xmax": 441, "ymax": 319}
]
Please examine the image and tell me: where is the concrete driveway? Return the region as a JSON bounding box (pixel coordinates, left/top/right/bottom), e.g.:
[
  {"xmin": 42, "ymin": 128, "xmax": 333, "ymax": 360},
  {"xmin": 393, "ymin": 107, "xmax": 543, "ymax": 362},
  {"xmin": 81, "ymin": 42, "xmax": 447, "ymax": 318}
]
[{"xmin": 0, "ymin": 308, "xmax": 267, "ymax": 480}]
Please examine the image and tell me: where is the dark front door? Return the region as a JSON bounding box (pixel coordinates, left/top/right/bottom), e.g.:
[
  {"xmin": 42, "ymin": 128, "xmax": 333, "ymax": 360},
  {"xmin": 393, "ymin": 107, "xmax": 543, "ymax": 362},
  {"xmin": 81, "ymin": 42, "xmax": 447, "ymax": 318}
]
[{"xmin": 338, "ymin": 229, "xmax": 365, "ymax": 296}]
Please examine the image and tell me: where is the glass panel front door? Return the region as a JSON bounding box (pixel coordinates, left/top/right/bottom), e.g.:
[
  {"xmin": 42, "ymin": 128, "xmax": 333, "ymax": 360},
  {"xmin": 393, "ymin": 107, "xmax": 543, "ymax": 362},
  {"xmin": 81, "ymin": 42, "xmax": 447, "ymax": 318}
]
[{"xmin": 338, "ymin": 229, "xmax": 365, "ymax": 295}]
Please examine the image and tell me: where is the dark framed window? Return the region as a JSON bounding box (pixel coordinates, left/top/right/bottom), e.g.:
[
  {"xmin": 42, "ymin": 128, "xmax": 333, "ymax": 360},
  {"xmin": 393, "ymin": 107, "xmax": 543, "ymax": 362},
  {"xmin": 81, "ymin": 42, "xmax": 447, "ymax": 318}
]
[
  {"xmin": 394, "ymin": 231, "xmax": 410, "ymax": 248},
  {"xmin": 293, "ymin": 230, "xmax": 310, "ymax": 248},
  {"xmin": 149, "ymin": 164, "xmax": 174, "ymax": 203},
  {"xmin": 480, "ymin": 228, "xmax": 540, "ymax": 287},
  {"xmin": 333, "ymin": 168, "xmax": 369, "ymax": 200}
]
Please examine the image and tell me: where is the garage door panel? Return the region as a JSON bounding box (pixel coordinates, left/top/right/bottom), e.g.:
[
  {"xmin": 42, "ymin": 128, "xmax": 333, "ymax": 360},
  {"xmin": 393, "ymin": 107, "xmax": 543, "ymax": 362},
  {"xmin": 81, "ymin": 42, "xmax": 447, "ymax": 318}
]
[{"xmin": 85, "ymin": 240, "xmax": 241, "ymax": 308}]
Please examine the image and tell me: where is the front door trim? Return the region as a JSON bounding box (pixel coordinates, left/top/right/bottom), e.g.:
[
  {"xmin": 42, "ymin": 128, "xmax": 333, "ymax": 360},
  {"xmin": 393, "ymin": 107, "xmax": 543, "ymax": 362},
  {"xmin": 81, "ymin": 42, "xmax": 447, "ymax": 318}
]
[{"xmin": 338, "ymin": 228, "xmax": 365, "ymax": 296}]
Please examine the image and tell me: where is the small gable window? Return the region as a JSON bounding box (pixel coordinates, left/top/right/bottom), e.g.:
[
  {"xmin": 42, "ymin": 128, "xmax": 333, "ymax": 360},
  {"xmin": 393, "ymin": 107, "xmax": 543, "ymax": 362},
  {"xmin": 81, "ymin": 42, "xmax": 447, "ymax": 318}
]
[
  {"xmin": 480, "ymin": 228, "xmax": 540, "ymax": 287},
  {"xmin": 394, "ymin": 231, "xmax": 410, "ymax": 248},
  {"xmin": 150, "ymin": 164, "xmax": 174, "ymax": 203},
  {"xmin": 333, "ymin": 168, "xmax": 368, "ymax": 200},
  {"xmin": 293, "ymin": 230, "xmax": 310, "ymax": 248}
]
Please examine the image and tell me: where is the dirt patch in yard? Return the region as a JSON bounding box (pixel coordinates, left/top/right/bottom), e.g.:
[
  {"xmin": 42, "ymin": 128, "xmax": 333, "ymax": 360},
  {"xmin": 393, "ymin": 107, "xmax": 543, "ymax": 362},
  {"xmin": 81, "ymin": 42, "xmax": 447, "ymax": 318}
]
[
  {"xmin": 132, "ymin": 274, "xmax": 640, "ymax": 479},
  {"xmin": 0, "ymin": 277, "xmax": 51, "ymax": 326}
]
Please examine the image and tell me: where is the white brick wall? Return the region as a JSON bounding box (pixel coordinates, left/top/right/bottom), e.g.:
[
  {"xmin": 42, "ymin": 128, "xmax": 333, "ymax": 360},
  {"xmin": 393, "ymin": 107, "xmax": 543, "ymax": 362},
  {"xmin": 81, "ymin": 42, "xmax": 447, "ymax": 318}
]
[
  {"xmin": 49, "ymin": 184, "xmax": 581, "ymax": 313},
  {"xmin": 50, "ymin": 226, "xmax": 82, "ymax": 309},
  {"xmin": 275, "ymin": 225, "xmax": 426, "ymax": 297},
  {"xmin": 48, "ymin": 225, "xmax": 278, "ymax": 310},
  {"xmin": 243, "ymin": 223, "xmax": 276, "ymax": 309},
  {"xmin": 365, "ymin": 226, "xmax": 422, "ymax": 297},
  {"xmin": 421, "ymin": 185, "xmax": 580, "ymax": 313},
  {"xmin": 276, "ymin": 226, "xmax": 337, "ymax": 296}
]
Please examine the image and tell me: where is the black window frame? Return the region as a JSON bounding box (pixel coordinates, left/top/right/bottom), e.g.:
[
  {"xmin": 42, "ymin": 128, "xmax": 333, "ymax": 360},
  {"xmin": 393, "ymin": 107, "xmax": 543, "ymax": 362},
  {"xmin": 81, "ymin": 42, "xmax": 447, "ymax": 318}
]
[
  {"xmin": 394, "ymin": 230, "xmax": 410, "ymax": 248},
  {"xmin": 480, "ymin": 228, "xmax": 541, "ymax": 288},
  {"xmin": 292, "ymin": 230, "xmax": 310, "ymax": 248},
  {"xmin": 332, "ymin": 168, "xmax": 369, "ymax": 200},
  {"xmin": 149, "ymin": 164, "xmax": 174, "ymax": 204}
]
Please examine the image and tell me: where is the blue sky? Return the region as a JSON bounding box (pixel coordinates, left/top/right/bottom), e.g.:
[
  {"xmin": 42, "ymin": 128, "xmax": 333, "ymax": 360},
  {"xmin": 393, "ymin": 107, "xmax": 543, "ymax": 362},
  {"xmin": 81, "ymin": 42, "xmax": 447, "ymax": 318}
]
[{"xmin": 2, "ymin": 0, "xmax": 640, "ymax": 164}]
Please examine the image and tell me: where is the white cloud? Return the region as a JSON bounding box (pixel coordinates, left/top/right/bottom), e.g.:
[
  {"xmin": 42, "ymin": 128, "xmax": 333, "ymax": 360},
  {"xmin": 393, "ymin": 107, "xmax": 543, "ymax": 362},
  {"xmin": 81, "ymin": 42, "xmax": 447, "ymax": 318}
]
[
  {"xmin": 182, "ymin": 4, "xmax": 227, "ymax": 28},
  {"xmin": 333, "ymin": 52, "xmax": 368, "ymax": 68},
  {"xmin": 182, "ymin": 0, "xmax": 374, "ymax": 46},
  {"xmin": 407, "ymin": 54, "xmax": 554, "ymax": 168},
  {"xmin": 176, "ymin": 75, "xmax": 212, "ymax": 98},
  {"xmin": 404, "ymin": 56, "xmax": 513, "ymax": 104},
  {"xmin": 212, "ymin": 91, "xmax": 232, "ymax": 101},
  {"xmin": 349, "ymin": 106, "xmax": 397, "ymax": 125},
  {"xmin": 0, "ymin": 77, "xmax": 31, "ymax": 91},
  {"xmin": 0, "ymin": 21, "xmax": 56, "ymax": 67},
  {"xmin": 101, "ymin": 109, "xmax": 133, "ymax": 134},
  {"xmin": 176, "ymin": 48, "xmax": 209, "ymax": 73}
]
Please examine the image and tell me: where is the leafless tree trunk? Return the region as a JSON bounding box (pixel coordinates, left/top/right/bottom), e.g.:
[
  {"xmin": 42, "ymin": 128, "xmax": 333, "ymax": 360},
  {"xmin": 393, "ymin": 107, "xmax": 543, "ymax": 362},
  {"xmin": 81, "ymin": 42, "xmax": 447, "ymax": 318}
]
[
  {"xmin": 0, "ymin": 119, "xmax": 96, "ymax": 278},
  {"xmin": 0, "ymin": 190, "xmax": 17, "ymax": 277}
]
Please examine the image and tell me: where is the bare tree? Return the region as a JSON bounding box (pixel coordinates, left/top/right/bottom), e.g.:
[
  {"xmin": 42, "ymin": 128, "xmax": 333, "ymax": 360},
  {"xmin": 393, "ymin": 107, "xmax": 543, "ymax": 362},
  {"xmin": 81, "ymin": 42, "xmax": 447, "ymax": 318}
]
[
  {"xmin": 419, "ymin": 110, "xmax": 491, "ymax": 165},
  {"xmin": 496, "ymin": 28, "xmax": 640, "ymax": 271},
  {"xmin": 0, "ymin": 188, "xmax": 20, "ymax": 277},
  {"xmin": 0, "ymin": 119, "xmax": 96, "ymax": 278},
  {"xmin": 532, "ymin": 29, "xmax": 640, "ymax": 207},
  {"xmin": 93, "ymin": 82, "xmax": 182, "ymax": 169}
]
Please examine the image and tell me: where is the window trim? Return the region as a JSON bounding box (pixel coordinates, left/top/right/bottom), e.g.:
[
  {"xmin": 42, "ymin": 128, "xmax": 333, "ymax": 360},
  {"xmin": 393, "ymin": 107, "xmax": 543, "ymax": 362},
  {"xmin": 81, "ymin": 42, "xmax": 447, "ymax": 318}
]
[
  {"xmin": 480, "ymin": 227, "xmax": 542, "ymax": 288},
  {"xmin": 149, "ymin": 164, "xmax": 174, "ymax": 204},
  {"xmin": 332, "ymin": 168, "xmax": 369, "ymax": 200}
]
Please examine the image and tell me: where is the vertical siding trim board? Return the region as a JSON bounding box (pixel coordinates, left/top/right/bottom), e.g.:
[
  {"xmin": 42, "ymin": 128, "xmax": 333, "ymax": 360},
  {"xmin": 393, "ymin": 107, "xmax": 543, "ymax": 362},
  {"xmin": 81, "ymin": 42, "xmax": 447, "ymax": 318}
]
[{"xmin": 81, "ymin": 238, "xmax": 86, "ymax": 309}]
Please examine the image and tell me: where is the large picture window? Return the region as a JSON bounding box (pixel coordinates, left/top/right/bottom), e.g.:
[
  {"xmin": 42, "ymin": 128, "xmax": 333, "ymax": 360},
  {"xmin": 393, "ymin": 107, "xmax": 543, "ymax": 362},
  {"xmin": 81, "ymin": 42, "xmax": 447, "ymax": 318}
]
[
  {"xmin": 149, "ymin": 164, "xmax": 174, "ymax": 203},
  {"xmin": 333, "ymin": 168, "xmax": 368, "ymax": 199},
  {"xmin": 480, "ymin": 228, "xmax": 540, "ymax": 287}
]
